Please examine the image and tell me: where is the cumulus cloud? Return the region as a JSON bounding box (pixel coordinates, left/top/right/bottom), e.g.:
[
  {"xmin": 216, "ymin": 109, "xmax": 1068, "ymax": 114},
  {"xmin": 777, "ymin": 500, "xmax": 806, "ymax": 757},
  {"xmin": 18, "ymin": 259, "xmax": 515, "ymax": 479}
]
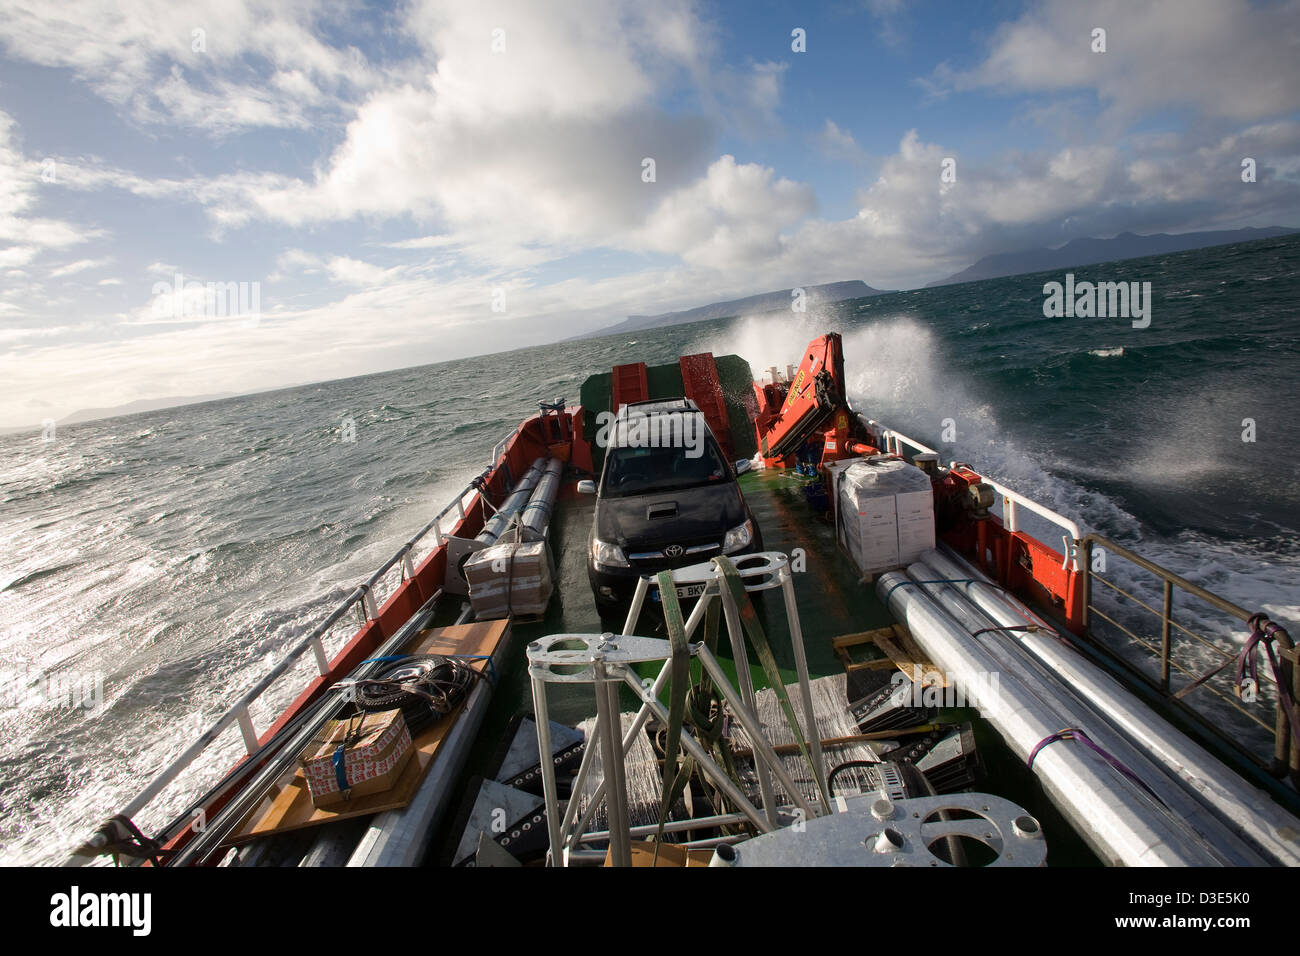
[
  {"xmin": 820, "ymin": 119, "xmax": 868, "ymax": 162},
  {"xmin": 0, "ymin": 112, "xmax": 101, "ymax": 270},
  {"xmin": 795, "ymin": 123, "xmax": 1300, "ymax": 286},
  {"xmin": 70, "ymin": 0, "xmax": 807, "ymax": 279},
  {"xmin": 0, "ymin": 0, "xmax": 380, "ymax": 133},
  {"xmin": 638, "ymin": 155, "xmax": 816, "ymax": 269},
  {"xmin": 936, "ymin": 0, "xmax": 1300, "ymax": 125},
  {"xmin": 638, "ymin": 122, "xmax": 1300, "ymax": 293},
  {"xmin": 0, "ymin": 0, "xmax": 1298, "ymax": 424}
]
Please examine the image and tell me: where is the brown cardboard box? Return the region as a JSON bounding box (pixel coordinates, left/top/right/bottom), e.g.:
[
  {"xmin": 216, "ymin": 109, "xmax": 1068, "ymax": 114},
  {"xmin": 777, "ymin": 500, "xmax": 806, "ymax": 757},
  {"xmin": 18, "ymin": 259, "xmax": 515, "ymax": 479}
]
[{"xmin": 299, "ymin": 709, "xmax": 414, "ymax": 808}]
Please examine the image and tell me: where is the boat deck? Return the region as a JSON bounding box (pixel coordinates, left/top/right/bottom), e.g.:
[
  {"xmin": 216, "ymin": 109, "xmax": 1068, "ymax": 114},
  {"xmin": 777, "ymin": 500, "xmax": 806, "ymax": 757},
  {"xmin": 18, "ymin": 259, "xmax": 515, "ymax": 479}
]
[
  {"xmin": 70, "ymin": 351, "xmax": 1297, "ymax": 869},
  {"xmin": 427, "ymin": 467, "xmax": 1101, "ymax": 865}
]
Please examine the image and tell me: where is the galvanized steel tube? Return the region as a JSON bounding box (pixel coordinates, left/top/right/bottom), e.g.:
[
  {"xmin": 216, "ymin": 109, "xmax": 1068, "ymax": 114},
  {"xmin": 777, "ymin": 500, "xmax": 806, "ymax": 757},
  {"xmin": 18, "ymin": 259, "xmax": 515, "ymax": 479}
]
[
  {"xmin": 478, "ymin": 456, "xmax": 547, "ymax": 545},
  {"xmin": 907, "ymin": 558, "xmax": 1262, "ymax": 866},
  {"xmin": 876, "ymin": 570, "xmax": 1223, "ymax": 866},
  {"xmin": 923, "ymin": 547, "xmax": 1300, "ymax": 867},
  {"xmin": 520, "ymin": 457, "xmax": 563, "ymax": 541}
]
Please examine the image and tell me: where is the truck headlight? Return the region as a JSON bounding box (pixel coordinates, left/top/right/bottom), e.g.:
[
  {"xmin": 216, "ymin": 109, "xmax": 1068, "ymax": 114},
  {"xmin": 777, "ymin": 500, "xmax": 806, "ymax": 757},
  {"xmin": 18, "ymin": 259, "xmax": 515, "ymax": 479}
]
[
  {"xmin": 591, "ymin": 537, "xmax": 630, "ymax": 568},
  {"xmin": 722, "ymin": 518, "xmax": 754, "ymax": 554}
]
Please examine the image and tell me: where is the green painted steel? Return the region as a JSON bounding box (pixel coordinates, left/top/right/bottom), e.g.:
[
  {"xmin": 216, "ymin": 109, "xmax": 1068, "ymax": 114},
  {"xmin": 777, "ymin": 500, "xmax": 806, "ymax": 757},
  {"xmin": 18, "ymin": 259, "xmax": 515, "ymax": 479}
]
[{"xmin": 580, "ymin": 354, "xmax": 752, "ymax": 473}]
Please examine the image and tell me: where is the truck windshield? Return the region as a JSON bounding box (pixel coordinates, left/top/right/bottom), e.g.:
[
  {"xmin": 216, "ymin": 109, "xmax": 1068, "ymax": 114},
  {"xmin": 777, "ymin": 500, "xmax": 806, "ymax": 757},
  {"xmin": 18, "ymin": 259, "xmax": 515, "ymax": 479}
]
[{"xmin": 601, "ymin": 438, "xmax": 730, "ymax": 498}]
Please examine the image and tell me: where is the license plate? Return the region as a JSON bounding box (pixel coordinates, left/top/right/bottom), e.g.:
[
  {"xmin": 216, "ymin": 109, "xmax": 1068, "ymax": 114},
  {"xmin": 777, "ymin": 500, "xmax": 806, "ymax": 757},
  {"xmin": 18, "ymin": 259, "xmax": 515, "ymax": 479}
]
[{"xmin": 651, "ymin": 583, "xmax": 706, "ymax": 602}]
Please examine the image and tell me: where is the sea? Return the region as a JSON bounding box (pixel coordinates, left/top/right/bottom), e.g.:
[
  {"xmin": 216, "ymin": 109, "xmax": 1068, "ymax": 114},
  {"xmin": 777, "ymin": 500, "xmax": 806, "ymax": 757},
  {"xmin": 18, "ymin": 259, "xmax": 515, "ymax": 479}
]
[{"xmin": 2, "ymin": 234, "xmax": 1298, "ymax": 865}]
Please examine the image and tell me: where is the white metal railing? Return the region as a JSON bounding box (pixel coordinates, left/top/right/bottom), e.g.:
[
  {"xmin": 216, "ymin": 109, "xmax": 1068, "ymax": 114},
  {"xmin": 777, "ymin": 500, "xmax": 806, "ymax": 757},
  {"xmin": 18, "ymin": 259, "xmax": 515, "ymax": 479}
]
[
  {"xmin": 85, "ymin": 431, "xmax": 516, "ymax": 842},
  {"xmin": 859, "ymin": 415, "xmax": 1081, "ymax": 570},
  {"xmin": 425, "ymin": 475, "xmax": 488, "ymax": 550},
  {"xmin": 490, "ymin": 423, "xmax": 522, "ymax": 469},
  {"xmin": 863, "ymin": 417, "xmax": 938, "ymax": 458},
  {"xmin": 983, "ymin": 476, "xmax": 1082, "ymax": 569}
]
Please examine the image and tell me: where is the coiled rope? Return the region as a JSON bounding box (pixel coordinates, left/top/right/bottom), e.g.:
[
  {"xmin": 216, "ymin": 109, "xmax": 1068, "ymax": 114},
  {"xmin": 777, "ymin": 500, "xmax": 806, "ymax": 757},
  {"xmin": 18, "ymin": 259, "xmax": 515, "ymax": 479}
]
[{"xmin": 350, "ymin": 654, "xmax": 485, "ymax": 733}]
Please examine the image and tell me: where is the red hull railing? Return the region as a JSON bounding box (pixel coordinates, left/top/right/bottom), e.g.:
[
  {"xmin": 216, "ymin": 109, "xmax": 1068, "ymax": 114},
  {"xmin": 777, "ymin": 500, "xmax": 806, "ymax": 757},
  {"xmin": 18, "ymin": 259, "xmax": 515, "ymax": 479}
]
[{"xmin": 70, "ymin": 408, "xmax": 584, "ymax": 865}]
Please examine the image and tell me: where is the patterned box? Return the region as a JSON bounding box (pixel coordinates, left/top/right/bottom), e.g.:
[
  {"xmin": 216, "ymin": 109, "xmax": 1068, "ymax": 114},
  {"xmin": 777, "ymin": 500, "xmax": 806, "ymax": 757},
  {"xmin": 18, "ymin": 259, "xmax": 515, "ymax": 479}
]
[{"xmin": 299, "ymin": 709, "xmax": 414, "ymax": 808}]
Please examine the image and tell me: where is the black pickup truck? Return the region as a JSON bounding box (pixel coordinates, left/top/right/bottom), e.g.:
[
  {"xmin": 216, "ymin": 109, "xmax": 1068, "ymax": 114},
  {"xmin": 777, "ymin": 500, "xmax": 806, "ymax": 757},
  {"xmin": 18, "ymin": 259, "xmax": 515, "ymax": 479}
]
[{"xmin": 583, "ymin": 398, "xmax": 763, "ymax": 616}]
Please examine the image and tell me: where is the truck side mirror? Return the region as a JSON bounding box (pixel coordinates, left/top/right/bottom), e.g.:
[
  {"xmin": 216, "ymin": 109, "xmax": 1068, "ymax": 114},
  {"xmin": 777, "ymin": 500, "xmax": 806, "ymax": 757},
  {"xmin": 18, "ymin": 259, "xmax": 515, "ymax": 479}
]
[
  {"xmin": 577, "ymin": 479, "xmax": 597, "ymax": 494},
  {"xmin": 734, "ymin": 459, "xmax": 752, "ymax": 476}
]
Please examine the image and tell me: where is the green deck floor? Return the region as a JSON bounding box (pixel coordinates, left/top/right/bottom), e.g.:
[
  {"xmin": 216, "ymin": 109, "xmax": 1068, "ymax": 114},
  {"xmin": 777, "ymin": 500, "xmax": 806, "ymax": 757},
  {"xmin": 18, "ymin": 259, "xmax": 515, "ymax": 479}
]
[
  {"xmin": 487, "ymin": 467, "xmax": 896, "ymax": 724},
  {"xmin": 429, "ymin": 466, "xmax": 1100, "ymax": 865}
]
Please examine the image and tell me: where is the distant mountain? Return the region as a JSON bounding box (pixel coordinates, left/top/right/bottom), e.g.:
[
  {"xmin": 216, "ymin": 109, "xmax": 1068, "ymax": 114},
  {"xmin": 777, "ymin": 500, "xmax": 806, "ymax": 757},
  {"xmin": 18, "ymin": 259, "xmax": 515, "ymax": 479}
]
[
  {"xmin": 927, "ymin": 227, "xmax": 1299, "ymax": 288},
  {"xmin": 0, "ymin": 392, "xmax": 237, "ymax": 434},
  {"xmin": 59, "ymin": 393, "xmax": 237, "ymax": 425},
  {"xmin": 580, "ymin": 279, "xmax": 891, "ymax": 339}
]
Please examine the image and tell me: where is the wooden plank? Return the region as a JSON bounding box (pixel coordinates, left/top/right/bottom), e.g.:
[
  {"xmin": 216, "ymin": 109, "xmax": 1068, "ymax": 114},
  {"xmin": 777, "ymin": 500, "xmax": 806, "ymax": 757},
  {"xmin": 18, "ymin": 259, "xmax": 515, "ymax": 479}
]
[
  {"xmin": 224, "ymin": 619, "xmax": 510, "ymax": 845},
  {"xmin": 607, "ymin": 843, "xmax": 714, "ymax": 867},
  {"xmin": 894, "ymin": 630, "xmax": 945, "ymax": 678},
  {"xmin": 873, "ymin": 629, "xmax": 951, "ymax": 688},
  {"xmin": 832, "ymin": 624, "xmax": 950, "ymax": 686},
  {"xmin": 832, "ymin": 626, "xmax": 897, "ymax": 651},
  {"xmin": 833, "ymin": 625, "xmax": 901, "ymax": 671},
  {"xmin": 844, "ymin": 658, "xmax": 900, "ymax": 673}
]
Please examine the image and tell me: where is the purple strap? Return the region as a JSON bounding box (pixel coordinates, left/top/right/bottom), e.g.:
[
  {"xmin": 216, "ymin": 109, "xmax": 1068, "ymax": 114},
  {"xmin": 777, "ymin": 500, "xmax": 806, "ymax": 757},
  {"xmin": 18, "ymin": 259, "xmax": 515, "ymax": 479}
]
[
  {"xmin": 1236, "ymin": 615, "xmax": 1300, "ymax": 742},
  {"xmin": 1028, "ymin": 727, "xmax": 1166, "ymax": 806}
]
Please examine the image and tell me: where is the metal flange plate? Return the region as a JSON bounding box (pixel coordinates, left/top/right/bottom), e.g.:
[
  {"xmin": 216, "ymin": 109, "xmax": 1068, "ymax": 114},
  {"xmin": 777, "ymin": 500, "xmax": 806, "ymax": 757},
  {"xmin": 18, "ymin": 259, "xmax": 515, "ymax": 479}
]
[
  {"xmin": 712, "ymin": 792, "xmax": 1047, "ymax": 867},
  {"xmin": 667, "ymin": 551, "xmax": 788, "ymax": 591},
  {"xmin": 526, "ymin": 633, "xmax": 677, "ymax": 683}
]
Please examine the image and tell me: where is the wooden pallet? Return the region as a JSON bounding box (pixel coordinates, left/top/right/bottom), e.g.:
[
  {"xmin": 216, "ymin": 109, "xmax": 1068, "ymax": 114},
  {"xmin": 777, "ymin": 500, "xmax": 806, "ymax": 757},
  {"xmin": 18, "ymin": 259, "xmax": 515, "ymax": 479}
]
[
  {"xmin": 832, "ymin": 623, "xmax": 951, "ymax": 686},
  {"xmin": 605, "ymin": 843, "xmax": 714, "ymax": 867},
  {"xmin": 224, "ymin": 619, "xmax": 510, "ymax": 845}
]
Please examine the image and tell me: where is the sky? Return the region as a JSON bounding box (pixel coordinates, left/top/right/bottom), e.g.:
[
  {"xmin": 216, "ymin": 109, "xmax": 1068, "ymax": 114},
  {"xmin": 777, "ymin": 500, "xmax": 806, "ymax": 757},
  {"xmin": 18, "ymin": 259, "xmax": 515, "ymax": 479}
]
[{"xmin": 0, "ymin": 0, "xmax": 1297, "ymax": 426}]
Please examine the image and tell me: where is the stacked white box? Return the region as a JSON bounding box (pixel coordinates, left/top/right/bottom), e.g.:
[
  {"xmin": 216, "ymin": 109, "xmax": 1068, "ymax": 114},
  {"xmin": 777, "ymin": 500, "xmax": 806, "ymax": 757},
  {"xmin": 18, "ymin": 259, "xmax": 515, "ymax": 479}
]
[
  {"xmin": 464, "ymin": 539, "xmax": 555, "ymax": 619},
  {"xmin": 895, "ymin": 485, "xmax": 937, "ymax": 564},
  {"xmin": 834, "ymin": 457, "xmax": 936, "ymax": 575},
  {"xmin": 840, "ymin": 491, "xmax": 898, "ymax": 572}
]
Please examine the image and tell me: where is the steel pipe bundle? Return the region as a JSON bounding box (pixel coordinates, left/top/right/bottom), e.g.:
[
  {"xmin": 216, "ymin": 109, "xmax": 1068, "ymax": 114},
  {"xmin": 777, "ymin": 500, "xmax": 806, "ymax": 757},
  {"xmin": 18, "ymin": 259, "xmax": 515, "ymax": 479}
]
[
  {"xmin": 478, "ymin": 456, "xmax": 548, "ymax": 545},
  {"xmin": 876, "ymin": 569, "xmax": 1226, "ymax": 865},
  {"xmin": 921, "ymin": 547, "xmax": 1300, "ymax": 867},
  {"xmin": 520, "ymin": 457, "xmax": 564, "ymax": 541},
  {"xmin": 906, "ymin": 558, "xmax": 1263, "ymax": 865}
]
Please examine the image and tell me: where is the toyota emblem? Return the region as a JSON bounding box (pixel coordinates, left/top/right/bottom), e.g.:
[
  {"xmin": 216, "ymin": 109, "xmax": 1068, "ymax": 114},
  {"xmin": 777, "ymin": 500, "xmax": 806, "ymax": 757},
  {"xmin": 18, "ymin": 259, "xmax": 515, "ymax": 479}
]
[{"xmin": 664, "ymin": 544, "xmax": 685, "ymax": 558}]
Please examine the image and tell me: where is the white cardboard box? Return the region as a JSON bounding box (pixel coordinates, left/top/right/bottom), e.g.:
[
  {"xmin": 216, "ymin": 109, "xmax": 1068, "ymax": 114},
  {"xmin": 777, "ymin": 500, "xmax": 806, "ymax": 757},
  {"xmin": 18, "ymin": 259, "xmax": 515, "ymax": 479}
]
[
  {"xmin": 465, "ymin": 539, "xmax": 555, "ymax": 618},
  {"xmin": 835, "ymin": 457, "xmax": 936, "ymax": 575}
]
